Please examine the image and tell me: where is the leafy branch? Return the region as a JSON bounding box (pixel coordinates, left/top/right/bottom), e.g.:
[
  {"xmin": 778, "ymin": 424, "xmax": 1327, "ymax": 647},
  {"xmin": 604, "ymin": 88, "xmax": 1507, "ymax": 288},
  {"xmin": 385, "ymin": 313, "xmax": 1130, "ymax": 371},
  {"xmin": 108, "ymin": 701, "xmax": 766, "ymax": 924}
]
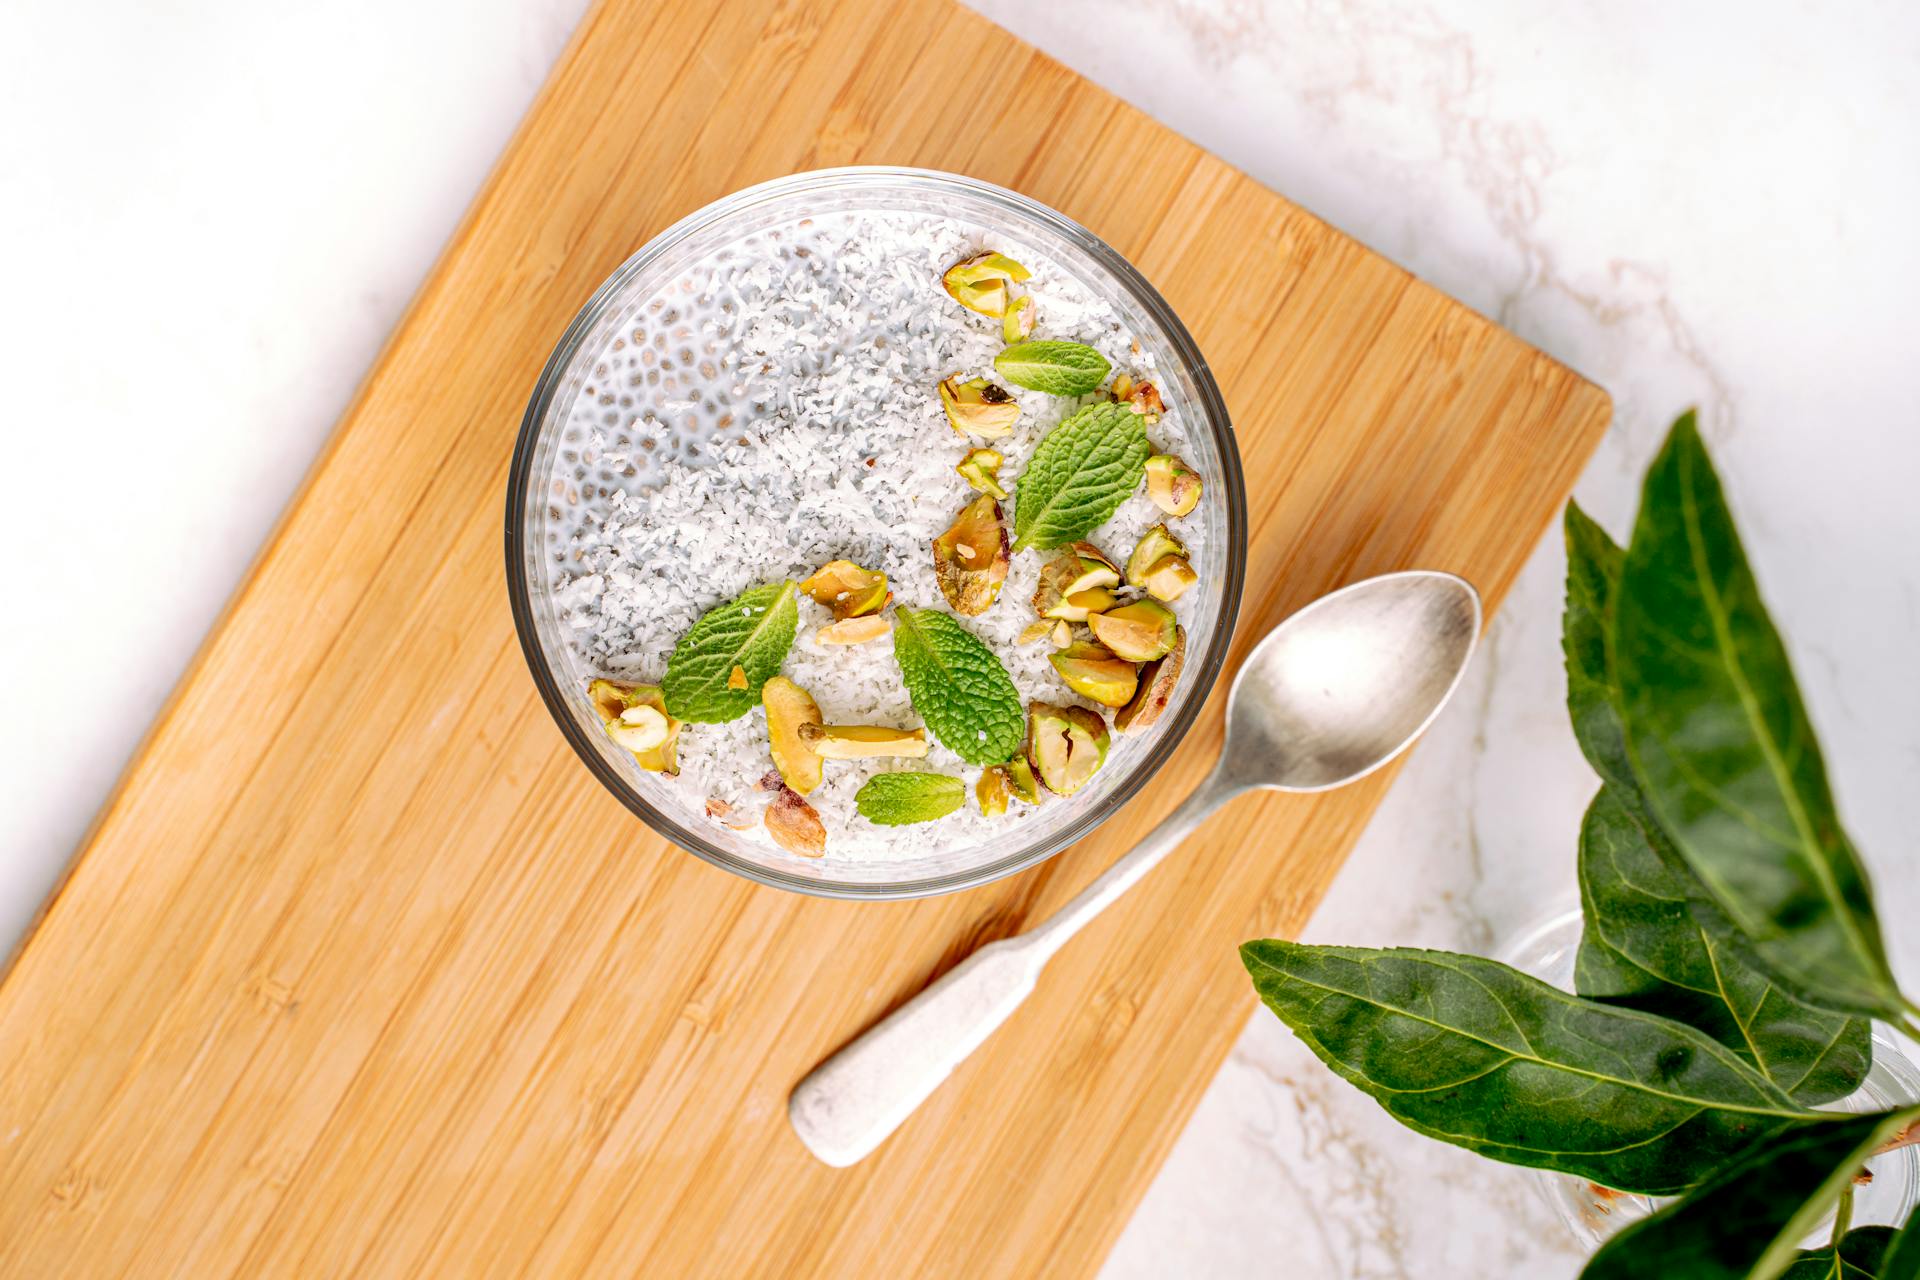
[{"xmin": 1241, "ymin": 412, "xmax": 1920, "ymax": 1277}]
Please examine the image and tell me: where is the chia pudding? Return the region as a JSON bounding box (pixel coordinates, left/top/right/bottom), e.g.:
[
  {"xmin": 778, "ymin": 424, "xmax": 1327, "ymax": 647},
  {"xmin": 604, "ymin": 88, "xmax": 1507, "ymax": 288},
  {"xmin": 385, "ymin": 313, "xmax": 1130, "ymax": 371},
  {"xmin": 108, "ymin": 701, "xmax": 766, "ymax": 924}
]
[{"xmin": 525, "ymin": 192, "xmax": 1223, "ymax": 869}]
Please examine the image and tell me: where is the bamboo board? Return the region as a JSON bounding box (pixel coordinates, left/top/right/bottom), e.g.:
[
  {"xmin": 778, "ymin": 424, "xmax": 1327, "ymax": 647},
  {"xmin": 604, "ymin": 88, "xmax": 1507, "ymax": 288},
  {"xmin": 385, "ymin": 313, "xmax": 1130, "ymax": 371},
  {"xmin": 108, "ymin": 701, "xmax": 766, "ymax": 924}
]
[{"xmin": 0, "ymin": 0, "xmax": 1611, "ymax": 1274}]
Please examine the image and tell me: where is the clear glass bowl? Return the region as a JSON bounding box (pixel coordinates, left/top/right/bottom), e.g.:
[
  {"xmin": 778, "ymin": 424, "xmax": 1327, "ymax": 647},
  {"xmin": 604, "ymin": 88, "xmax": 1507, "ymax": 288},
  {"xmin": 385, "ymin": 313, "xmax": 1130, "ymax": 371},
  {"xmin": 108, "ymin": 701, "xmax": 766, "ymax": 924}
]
[
  {"xmin": 1500, "ymin": 907, "xmax": 1920, "ymax": 1249},
  {"xmin": 504, "ymin": 168, "xmax": 1246, "ymax": 899}
]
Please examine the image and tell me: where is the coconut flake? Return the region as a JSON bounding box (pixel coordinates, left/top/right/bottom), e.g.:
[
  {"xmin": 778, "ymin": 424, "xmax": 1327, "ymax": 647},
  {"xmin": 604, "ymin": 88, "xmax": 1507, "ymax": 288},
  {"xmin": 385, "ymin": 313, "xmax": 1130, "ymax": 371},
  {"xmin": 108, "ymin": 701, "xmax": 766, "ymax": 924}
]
[{"xmin": 537, "ymin": 209, "xmax": 1206, "ymax": 863}]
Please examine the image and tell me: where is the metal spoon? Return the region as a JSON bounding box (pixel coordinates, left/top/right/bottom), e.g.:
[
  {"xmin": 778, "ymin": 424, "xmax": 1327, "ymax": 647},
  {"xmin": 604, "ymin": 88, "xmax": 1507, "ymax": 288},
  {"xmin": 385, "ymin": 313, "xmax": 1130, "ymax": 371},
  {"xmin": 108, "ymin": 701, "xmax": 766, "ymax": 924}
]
[{"xmin": 788, "ymin": 569, "xmax": 1482, "ymax": 1167}]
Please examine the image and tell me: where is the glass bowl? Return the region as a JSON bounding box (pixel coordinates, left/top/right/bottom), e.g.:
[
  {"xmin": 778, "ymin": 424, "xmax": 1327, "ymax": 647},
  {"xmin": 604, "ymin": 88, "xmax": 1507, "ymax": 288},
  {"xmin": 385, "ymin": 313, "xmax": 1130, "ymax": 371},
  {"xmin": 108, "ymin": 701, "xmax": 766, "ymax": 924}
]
[{"xmin": 505, "ymin": 168, "xmax": 1245, "ymax": 898}]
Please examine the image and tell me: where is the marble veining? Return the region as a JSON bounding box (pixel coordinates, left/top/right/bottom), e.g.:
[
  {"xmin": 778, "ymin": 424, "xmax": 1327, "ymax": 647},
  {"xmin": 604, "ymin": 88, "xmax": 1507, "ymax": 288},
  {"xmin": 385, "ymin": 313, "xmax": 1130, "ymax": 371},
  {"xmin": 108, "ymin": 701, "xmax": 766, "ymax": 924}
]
[
  {"xmin": 3, "ymin": 1, "xmax": 1916, "ymax": 1275},
  {"xmin": 969, "ymin": 2, "xmax": 1920, "ymax": 1275}
]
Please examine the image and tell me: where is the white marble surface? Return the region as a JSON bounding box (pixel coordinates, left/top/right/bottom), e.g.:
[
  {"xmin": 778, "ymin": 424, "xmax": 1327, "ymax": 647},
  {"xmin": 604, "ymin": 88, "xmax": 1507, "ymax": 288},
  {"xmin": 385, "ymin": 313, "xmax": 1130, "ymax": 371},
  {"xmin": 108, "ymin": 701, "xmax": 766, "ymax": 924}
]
[{"xmin": 4, "ymin": 2, "xmax": 1917, "ymax": 1276}]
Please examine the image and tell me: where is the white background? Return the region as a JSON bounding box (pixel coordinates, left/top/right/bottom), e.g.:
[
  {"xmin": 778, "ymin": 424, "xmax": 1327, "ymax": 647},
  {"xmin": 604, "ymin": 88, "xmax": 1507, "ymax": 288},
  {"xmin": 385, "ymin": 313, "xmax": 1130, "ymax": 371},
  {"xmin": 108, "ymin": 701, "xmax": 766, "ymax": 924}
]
[{"xmin": 4, "ymin": 2, "xmax": 1917, "ymax": 1275}]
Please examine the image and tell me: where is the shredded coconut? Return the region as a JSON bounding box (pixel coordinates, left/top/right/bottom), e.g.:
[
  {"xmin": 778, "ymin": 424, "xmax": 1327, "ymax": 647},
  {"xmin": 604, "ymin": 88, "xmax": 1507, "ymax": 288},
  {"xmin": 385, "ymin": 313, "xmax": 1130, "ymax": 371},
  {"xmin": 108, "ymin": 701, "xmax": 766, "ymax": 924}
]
[{"xmin": 534, "ymin": 209, "xmax": 1212, "ymax": 864}]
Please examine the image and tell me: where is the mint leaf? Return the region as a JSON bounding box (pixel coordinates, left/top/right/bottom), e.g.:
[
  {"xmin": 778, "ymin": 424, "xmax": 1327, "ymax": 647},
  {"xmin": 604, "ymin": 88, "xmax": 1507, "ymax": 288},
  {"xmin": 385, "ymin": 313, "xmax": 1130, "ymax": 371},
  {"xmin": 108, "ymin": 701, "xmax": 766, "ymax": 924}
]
[
  {"xmin": 891, "ymin": 608, "xmax": 1024, "ymax": 764},
  {"xmin": 994, "ymin": 340, "xmax": 1110, "ymax": 396},
  {"xmin": 661, "ymin": 582, "xmax": 798, "ymax": 723},
  {"xmin": 855, "ymin": 772, "xmax": 965, "ymax": 825},
  {"xmin": 1011, "ymin": 401, "xmax": 1151, "ymax": 551}
]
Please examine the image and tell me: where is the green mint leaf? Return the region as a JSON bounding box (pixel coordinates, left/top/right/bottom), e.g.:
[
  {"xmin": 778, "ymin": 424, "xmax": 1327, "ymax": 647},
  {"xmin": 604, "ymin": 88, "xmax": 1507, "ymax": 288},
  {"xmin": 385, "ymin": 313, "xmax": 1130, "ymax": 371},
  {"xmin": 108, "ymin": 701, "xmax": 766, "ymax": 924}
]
[
  {"xmin": 1612, "ymin": 412, "xmax": 1902, "ymax": 1021},
  {"xmin": 1581, "ymin": 1105, "xmax": 1920, "ymax": 1280},
  {"xmin": 660, "ymin": 581, "xmax": 798, "ymax": 723},
  {"xmin": 993, "ymin": 340, "xmax": 1111, "ymax": 396},
  {"xmin": 854, "ymin": 772, "xmax": 965, "ymax": 826},
  {"xmin": 1574, "ymin": 787, "xmax": 1869, "ymax": 1105},
  {"xmin": 1240, "ymin": 940, "xmax": 1821, "ymax": 1195},
  {"xmin": 891, "ymin": 608, "xmax": 1024, "ymax": 765},
  {"xmin": 1010, "ymin": 401, "xmax": 1151, "ymax": 551}
]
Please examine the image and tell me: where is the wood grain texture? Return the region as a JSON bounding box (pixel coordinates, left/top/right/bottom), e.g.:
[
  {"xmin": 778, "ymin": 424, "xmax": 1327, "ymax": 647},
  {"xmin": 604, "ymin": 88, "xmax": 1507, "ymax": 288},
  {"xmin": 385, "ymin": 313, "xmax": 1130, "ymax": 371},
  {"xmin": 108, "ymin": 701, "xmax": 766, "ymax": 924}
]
[{"xmin": 0, "ymin": 0, "xmax": 1610, "ymax": 1274}]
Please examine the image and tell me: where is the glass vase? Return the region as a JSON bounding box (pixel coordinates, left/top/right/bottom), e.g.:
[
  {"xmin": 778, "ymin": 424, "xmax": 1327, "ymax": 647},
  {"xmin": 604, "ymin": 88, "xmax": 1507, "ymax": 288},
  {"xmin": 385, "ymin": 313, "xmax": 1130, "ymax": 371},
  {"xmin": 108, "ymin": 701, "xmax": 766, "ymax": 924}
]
[{"xmin": 1498, "ymin": 906, "xmax": 1920, "ymax": 1249}]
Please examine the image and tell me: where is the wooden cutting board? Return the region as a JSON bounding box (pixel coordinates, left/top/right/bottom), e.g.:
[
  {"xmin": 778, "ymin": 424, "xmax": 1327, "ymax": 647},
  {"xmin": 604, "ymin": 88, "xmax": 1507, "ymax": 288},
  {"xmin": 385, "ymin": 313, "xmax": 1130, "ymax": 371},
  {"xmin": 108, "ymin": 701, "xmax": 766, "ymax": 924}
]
[{"xmin": 0, "ymin": 0, "xmax": 1609, "ymax": 1275}]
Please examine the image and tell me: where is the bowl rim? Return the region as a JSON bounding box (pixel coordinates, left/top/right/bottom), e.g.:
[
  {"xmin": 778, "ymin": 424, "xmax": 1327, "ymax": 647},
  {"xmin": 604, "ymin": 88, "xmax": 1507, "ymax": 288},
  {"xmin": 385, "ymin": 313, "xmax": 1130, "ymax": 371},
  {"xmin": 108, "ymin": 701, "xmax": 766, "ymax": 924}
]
[{"xmin": 504, "ymin": 165, "xmax": 1247, "ymax": 899}]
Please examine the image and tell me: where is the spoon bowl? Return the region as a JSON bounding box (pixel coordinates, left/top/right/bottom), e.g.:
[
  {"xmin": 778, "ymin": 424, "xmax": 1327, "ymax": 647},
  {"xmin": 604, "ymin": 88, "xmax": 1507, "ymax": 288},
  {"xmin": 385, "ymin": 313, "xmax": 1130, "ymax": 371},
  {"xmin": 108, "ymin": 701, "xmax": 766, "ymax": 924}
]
[
  {"xmin": 1223, "ymin": 571, "xmax": 1481, "ymax": 792},
  {"xmin": 789, "ymin": 570, "xmax": 1483, "ymax": 1167}
]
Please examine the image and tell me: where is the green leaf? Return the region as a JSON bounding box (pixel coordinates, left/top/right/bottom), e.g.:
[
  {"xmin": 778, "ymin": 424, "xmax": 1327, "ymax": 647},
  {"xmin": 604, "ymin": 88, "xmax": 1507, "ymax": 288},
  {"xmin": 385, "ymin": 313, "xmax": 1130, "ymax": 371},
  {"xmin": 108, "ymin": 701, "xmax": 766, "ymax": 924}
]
[
  {"xmin": 1563, "ymin": 502, "xmax": 1625, "ymax": 762},
  {"xmin": 1884, "ymin": 1203, "xmax": 1920, "ymax": 1280},
  {"xmin": 1564, "ymin": 500, "xmax": 1848, "ymax": 1048},
  {"xmin": 1780, "ymin": 1227, "xmax": 1898, "ymax": 1280},
  {"xmin": 1564, "ymin": 503, "xmax": 1769, "ymax": 958},
  {"xmin": 1239, "ymin": 940, "xmax": 1820, "ymax": 1195},
  {"xmin": 1565, "ymin": 501, "xmax": 1663, "ymax": 824},
  {"xmin": 993, "ymin": 339, "xmax": 1111, "ymax": 396},
  {"xmin": 1574, "ymin": 787, "xmax": 1870, "ymax": 1105},
  {"xmin": 660, "ymin": 581, "xmax": 799, "ymax": 723},
  {"xmin": 1010, "ymin": 401, "xmax": 1151, "ymax": 551},
  {"xmin": 891, "ymin": 608, "xmax": 1024, "ymax": 765},
  {"xmin": 1612, "ymin": 412, "xmax": 1902, "ymax": 1020},
  {"xmin": 854, "ymin": 772, "xmax": 966, "ymax": 825},
  {"xmin": 1581, "ymin": 1105, "xmax": 1920, "ymax": 1280}
]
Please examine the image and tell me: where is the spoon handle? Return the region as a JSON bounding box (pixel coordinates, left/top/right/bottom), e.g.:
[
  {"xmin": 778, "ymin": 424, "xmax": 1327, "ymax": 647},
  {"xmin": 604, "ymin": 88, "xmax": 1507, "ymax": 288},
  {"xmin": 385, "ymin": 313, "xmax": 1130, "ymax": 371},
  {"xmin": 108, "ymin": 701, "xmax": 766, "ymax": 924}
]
[
  {"xmin": 787, "ymin": 765, "xmax": 1239, "ymax": 1167},
  {"xmin": 1025, "ymin": 768, "xmax": 1239, "ymax": 962}
]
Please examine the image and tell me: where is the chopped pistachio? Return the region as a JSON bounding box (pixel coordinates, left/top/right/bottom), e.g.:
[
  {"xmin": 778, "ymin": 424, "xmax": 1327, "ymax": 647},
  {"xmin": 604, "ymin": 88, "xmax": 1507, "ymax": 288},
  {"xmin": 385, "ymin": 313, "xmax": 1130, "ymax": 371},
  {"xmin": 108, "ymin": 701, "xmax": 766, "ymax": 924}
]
[
  {"xmin": 1017, "ymin": 618, "xmax": 1054, "ymax": 645},
  {"xmin": 763, "ymin": 676, "xmax": 825, "ymax": 794},
  {"xmin": 1088, "ymin": 598, "xmax": 1178, "ymax": 662},
  {"xmin": 1127, "ymin": 524, "xmax": 1189, "ymax": 587},
  {"xmin": 1026, "ymin": 702, "xmax": 1111, "ymax": 795},
  {"xmin": 816, "ymin": 615, "xmax": 892, "ymax": 646},
  {"xmin": 1033, "ymin": 577, "xmax": 1117, "ymax": 622},
  {"xmin": 1050, "ymin": 619, "xmax": 1073, "ymax": 648},
  {"xmin": 799, "ymin": 723, "xmax": 930, "ymax": 759},
  {"xmin": 1141, "ymin": 554, "xmax": 1198, "ymax": 602},
  {"xmin": 1006, "ymin": 755, "xmax": 1042, "ymax": 804},
  {"xmin": 1116, "ymin": 625, "xmax": 1186, "ymax": 735},
  {"xmin": 1001, "ymin": 294, "xmax": 1035, "ymax": 343},
  {"xmin": 977, "ymin": 765, "xmax": 1011, "ymax": 817},
  {"xmin": 1066, "ymin": 706, "xmax": 1112, "ymax": 775},
  {"xmin": 606, "ymin": 702, "xmax": 671, "ymax": 752},
  {"xmin": 1066, "ymin": 541, "xmax": 1122, "ymax": 589},
  {"xmin": 956, "ymin": 447, "xmax": 1009, "ymax": 499},
  {"xmin": 1032, "ymin": 544, "xmax": 1122, "ymax": 620},
  {"xmin": 1127, "ymin": 381, "xmax": 1165, "ymax": 416},
  {"xmin": 938, "ymin": 376, "xmax": 1021, "ymax": 438},
  {"xmin": 586, "ymin": 679, "xmax": 682, "ymax": 775},
  {"xmin": 942, "ymin": 251, "xmax": 1031, "ymax": 318},
  {"xmin": 727, "ymin": 664, "xmax": 749, "ymax": 691},
  {"xmin": 799, "ymin": 560, "xmax": 889, "ymax": 619},
  {"xmin": 953, "ymin": 274, "xmax": 1006, "ymax": 316},
  {"xmin": 764, "ymin": 783, "xmax": 827, "ymax": 858},
  {"xmin": 1049, "ymin": 639, "xmax": 1139, "ymax": 707},
  {"xmin": 932, "ymin": 493, "xmax": 1011, "ymax": 615},
  {"xmin": 1038, "ymin": 543, "xmax": 1120, "ymax": 595},
  {"xmin": 1144, "ymin": 453, "xmax": 1202, "ymax": 517},
  {"xmin": 1027, "ymin": 704, "xmax": 1074, "ymax": 795},
  {"xmin": 705, "ymin": 796, "xmax": 756, "ymax": 830},
  {"xmin": 1110, "ymin": 373, "xmax": 1135, "ymax": 402}
]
